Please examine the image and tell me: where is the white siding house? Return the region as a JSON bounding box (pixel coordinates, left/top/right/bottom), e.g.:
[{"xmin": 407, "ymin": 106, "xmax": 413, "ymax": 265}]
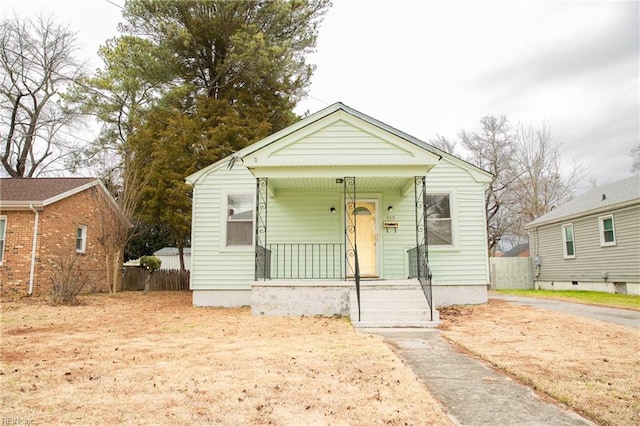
[{"xmin": 186, "ymin": 103, "xmax": 492, "ymax": 326}]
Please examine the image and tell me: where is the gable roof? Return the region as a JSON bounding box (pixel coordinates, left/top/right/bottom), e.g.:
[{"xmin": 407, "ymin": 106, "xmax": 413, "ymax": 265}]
[
  {"xmin": 501, "ymin": 243, "xmax": 530, "ymax": 258},
  {"xmin": 186, "ymin": 102, "xmax": 492, "ymax": 184},
  {"xmin": 153, "ymin": 247, "xmax": 192, "ymax": 256},
  {"xmin": 526, "ymin": 175, "xmax": 640, "ymax": 228},
  {"xmin": 0, "ymin": 178, "xmax": 104, "ymax": 210}
]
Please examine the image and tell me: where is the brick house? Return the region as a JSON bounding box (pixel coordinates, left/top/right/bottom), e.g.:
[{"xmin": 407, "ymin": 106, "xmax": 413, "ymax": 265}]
[{"xmin": 0, "ymin": 178, "xmax": 119, "ymax": 298}]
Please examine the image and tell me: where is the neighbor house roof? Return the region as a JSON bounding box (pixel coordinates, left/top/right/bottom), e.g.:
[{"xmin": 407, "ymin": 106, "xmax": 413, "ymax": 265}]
[
  {"xmin": 526, "ymin": 175, "xmax": 640, "ymax": 228},
  {"xmin": 0, "ymin": 177, "xmax": 104, "ymax": 210},
  {"xmin": 186, "ymin": 102, "xmax": 492, "ymax": 185},
  {"xmin": 501, "ymin": 243, "xmax": 530, "ymax": 258},
  {"xmin": 153, "ymin": 247, "xmax": 192, "ymax": 256}
]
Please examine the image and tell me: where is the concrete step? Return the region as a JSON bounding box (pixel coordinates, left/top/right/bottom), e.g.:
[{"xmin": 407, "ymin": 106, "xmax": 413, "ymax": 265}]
[
  {"xmin": 353, "ymin": 310, "xmax": 438, "ymax": 322},
  {"xmin": 352, "ymin": 320, "xmax": 440, "ymax": 328},
  {"xmin": 349, "ymin": 286, "xmax": 439, "ymax": 327},
  {"xmin": 351, "ymin": 298, "xmax": 432, "ymax": 311}
]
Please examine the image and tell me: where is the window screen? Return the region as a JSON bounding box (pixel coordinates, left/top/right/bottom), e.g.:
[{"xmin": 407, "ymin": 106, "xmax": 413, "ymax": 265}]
[{"xmin": 227, "ymin": 194, "xmax": 254, "ymax": 246}]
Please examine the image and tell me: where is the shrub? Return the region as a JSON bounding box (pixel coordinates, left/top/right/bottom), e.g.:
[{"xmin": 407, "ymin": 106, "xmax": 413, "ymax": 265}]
[
  {"xmin": 140, "ymin": 255, "xmax": 161, "ymax": 293},
  {"xmin": 49, "ymin": 256, "xmax": 89, "ymax": 305},
  {"xmin": 140, "ymin": 255, "xmax": 161, "ymax": 272}
]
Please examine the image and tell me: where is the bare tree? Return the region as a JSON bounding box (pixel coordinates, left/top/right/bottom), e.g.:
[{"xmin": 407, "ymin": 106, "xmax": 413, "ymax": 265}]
[
  {"xmin": 459, "ymin": 116, "xmax": 518, "ymax": 254},
  {"xmin": 429, "ymin": 134, "xmax": 459, "ymax": 156},
  {"xmin": 0, "ymin": 14, "xmax": 85, "ymax": 177},
  {"xmin": 509, "ymin": 122, "xmax": 585, "ymax": 236},
  {"xmin": 91, "ymin": 157, "xmax": 149, "ymax": 293},
  {"xmin": 451, "ymin": 116, "xmax": 584, "ymax": 254}
]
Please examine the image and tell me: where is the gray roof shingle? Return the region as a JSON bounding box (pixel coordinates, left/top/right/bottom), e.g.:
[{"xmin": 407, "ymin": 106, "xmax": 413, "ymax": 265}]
[
  {"xmin": 527, "ymin": 175, "xmax": 640, "ymax": 228},
  {"xmin": 154, "ymin": 247, "xmax": 192, "ymax": 256}
]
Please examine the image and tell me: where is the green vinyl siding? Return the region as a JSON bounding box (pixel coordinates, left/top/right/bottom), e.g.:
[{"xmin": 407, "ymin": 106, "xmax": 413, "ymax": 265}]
[
  {"xmin": 189, "ymin": 106, "xmax": 493, "ymax": 292},
  {"xmin": 273, "ymin": 120, "xmax": 416, "ymax": 163},
  {"xmin": 420, "ymin": 161, "xmax": 490, "ymax": 286},
  {"xmin": 267, "ymin": 191, "xmax": 342, "ymax": 244},
  {"xmin": 190, "ymin": 158, "xmax": 491, "ymax": 290},
  {"xmin": 246, "ymin": 111, "xmax": 441, "ymax": 168},
  {"xmin": 189, "ymin": 166, "xmax": 256, "ymax": 290}
]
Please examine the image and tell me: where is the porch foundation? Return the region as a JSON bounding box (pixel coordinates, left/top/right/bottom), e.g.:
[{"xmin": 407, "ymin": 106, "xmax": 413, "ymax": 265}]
[
  {"xmin": 251, "ymin": 281, "xmax": 351, "ymax": 317},
  {"xmin": 192, "ymin": 289, "xmax": 251, "ymax": 307},
  {"xmin": 535, "ymin": 280, "xmax": 640, "ymax": 296},
  {"xmin": 432, "ymin": 284, "xmax": 488, "ymax": 306}
]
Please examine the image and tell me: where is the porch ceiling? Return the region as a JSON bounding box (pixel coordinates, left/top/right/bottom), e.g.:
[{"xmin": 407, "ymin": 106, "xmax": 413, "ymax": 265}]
[{"xmin": 268, "ymin": 176, "xmax": 414, "ymax": 192}]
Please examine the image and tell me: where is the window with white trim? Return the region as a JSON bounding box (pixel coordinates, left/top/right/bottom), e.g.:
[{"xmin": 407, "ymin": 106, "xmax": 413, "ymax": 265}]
[
  {"xmin": 76, "ymin": 225, "xmax": 87, "ymax": 253},
  {"xmin": 0, "ymin": 216, "xmax": 6, "ymax": 264},
  {"xmin": 426, "ymin": 193, "xmax": 452, "ymax": 246},
  {"xmin": 598, "ymin": 215, "xmax": 616, "ymax": 247},
  {"xmin": 226, "ymin": 194, "xmax": 254, "ymax": 247},
  {"xmin": 561, "ymin": 223, "xmax": 575, "ymax": 258}
]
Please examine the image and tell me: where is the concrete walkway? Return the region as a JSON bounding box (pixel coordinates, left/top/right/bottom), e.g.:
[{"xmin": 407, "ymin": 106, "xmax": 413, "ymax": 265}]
[
  {"xmin": 360, "ymin": 296, "xmax": 640, "ymax": 424},
  {"xmin": 362, "ymin": 328, "xmax": 595, "ymax": 426},
  {"xmin": 490, "ymin": 293, "xmax": 640, "ymax": 328}
]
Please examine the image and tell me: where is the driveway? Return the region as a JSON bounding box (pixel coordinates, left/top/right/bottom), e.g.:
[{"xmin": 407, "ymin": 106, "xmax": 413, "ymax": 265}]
[{"xmin": 490, "ymin": 293, "xmax": 640, "ymax": 328}]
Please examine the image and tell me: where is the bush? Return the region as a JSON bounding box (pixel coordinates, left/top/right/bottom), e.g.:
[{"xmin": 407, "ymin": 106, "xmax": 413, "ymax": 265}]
[
  {"xmin": 140, "ymin": 255, "xmax": 161, "ymax": 272},
  {"xmin": 49, "ymin": 256, "xmax": 89, "ymax": 305},
  {"xmin": 140, "ymin": 256, "xmax": 161, "ymax": 293}
]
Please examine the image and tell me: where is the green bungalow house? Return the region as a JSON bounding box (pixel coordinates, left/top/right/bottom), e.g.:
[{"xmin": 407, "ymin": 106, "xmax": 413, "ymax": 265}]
[{"xmin": 186, "ymin": 103, "xmax": 492, "ymax": 326}]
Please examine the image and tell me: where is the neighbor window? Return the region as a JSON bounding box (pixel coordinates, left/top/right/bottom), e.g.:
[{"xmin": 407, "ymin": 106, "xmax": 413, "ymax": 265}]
[
  {"xmin": 426, "ymin": 194, "xmax": 452, "ymax": 245},
  {"xmin": 0, "ymin": 217, "xmax": 6, "ymax": 264},
  {"xmin": 226, "ymin": 194, "xmax": 254, "ymax": 247},
  {"xmin": 76, "ymin": 225, "xmax": 87, "ymax": 253},
  {"xmin": 561, "ymin": 223, "xmax": 575, "ymax": 258},
  {"xmin": 599, "ymin": 215, "xmax": 616, "ymax": 247}
]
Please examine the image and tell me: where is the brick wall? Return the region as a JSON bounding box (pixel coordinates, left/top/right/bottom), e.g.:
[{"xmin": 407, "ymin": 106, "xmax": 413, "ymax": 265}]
[
  {"xmin": 1, "ymin": 186, "xmax": 111, "ymax": 299},
  {"xmin": 0, "ymin": 210, "xmax": 35, "ymax": 298}
]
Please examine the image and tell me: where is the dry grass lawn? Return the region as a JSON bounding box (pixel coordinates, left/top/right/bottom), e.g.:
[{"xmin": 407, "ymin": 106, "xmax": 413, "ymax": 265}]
[
  {"xmin": 1, "ymin": 291, "xmax": 451, "ymax": 425},
  {"xmin": 439, "ymin": 299, "xmax": 640, "ymax": 426}
]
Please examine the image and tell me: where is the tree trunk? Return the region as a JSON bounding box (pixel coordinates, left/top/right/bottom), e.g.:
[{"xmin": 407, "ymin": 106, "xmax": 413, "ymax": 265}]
[
  {"xmin": 178, "ymin": 243, "xmax": 185, "ymax": 271},
  {"xmin": 112, "ymin": 248, "xmax": 122, "ymax": 293},
  {"xmin": 143, "ymin": 271, "xmax": 151, "ymax": 293},
  {"xmin": 105, "ymin": 252, "xmax": 113, "ymax": 294}
]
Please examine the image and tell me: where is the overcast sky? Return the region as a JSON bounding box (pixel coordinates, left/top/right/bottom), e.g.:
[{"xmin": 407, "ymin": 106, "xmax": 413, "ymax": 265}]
[{"xmin": 5, "ymin": 0, "xmax": 639, "ymax": 190}]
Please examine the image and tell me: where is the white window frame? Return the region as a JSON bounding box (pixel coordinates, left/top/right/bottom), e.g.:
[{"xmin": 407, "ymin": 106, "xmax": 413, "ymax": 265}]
[
  {"xmin": 598, "ymin": 214, "xmax": 616, "ymax": 247},
  {"xmin": 561, "ymin": 223, "xmax": 576, "ymax": 259},
  {"xmin": 76, "ymin": 225, "xmax": 87, "ymax": 253},
  {"xmin": 426, "ymin": 192, "xmax": 455, "ymax": 248},
  {"xmin": 0, "ymin": 216, "xmax": 6, "ymax": 265},
  {"xmin": 222, "ymin": 192, "xmax": 255, "ymax": 251}
]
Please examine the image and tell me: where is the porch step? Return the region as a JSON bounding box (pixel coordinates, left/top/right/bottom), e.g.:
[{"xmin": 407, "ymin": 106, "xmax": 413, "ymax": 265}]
[
  {"xmin": 351, "ymin": 320, "xmax": 439, "ymax": 328},
  {"xmin": 349, "ymin": 285, "xmax": 439, "ymax": 328}
]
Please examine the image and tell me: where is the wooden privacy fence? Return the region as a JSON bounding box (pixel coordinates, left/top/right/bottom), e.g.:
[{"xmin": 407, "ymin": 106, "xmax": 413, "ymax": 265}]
[
  {"xmin": 489, "ymin": 257, "xmax": 534, "ymax": 290},
  {"xmin": 123, "ymin": 268, "xmax": 190, "ymax": 291}
]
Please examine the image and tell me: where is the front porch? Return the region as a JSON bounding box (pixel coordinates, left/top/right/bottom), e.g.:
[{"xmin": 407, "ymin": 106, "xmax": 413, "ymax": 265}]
[{"xmin": 251, "ymin": 174, "xmax": 437, "ymax": 326}]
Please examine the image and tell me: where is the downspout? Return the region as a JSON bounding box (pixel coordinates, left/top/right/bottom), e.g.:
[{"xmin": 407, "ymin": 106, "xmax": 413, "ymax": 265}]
[{"xmin": 28, "ymin": 204, "xmax": 40, "ymax": 295}]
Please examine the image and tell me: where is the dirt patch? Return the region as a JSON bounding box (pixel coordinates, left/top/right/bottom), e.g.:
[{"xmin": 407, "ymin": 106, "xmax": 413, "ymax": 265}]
[
  {"xmin": 1, "ymin": 292, "xmax": 451, "ymax": 425},
  {"xmin": 439, "ymin": 299, "xmax": 640, "ymax": 426}
]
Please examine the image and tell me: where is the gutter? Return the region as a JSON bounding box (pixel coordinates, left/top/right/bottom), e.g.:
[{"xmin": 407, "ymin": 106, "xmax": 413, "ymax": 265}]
[{"xmin": 28, "ymin": 203, "xmax": 40, "ymax": 296}]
